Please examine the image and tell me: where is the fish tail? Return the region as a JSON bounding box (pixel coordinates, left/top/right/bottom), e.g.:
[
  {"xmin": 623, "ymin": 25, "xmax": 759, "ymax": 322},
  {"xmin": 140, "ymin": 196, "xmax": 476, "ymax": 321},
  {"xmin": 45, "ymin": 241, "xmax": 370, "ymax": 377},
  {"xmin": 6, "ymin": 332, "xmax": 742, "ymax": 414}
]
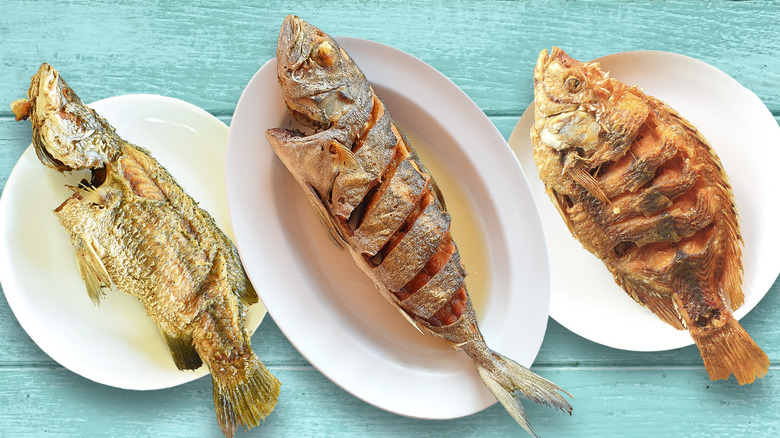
[
  {"xmin": 475, "ymin": 349, "xmax": 572, "ymax": 437},
  {"xmin": 211, "ymin": 354, "xmax": 281, "ymax": 438},
  {"xmin": 690, "ymin": 317, "xmax": 769, "ymax": 385}
]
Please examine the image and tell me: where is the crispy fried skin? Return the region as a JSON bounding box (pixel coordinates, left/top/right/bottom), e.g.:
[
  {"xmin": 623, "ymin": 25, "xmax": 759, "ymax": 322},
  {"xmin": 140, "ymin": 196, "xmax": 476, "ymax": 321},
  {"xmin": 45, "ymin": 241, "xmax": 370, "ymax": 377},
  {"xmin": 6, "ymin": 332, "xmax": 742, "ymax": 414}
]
[{"xmin": 531, "ymin": 47, "xmax": 768, "ymax": 384}]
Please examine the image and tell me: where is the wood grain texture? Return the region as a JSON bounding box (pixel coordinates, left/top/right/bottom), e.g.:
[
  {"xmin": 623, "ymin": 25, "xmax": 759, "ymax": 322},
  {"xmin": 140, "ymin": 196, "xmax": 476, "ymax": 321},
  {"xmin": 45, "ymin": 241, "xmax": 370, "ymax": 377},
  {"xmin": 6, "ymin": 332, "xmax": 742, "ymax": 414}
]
[
  {"xmin": 1, "ymin": 0, "xmax": 779, "ymax": 437},
  {"xmin": 1, "ymin": 365, "xmax": 778, "ymax": 437},
  {"xmin": 1, "ymin": 1, "xmax": 778, "ymax": 114}
]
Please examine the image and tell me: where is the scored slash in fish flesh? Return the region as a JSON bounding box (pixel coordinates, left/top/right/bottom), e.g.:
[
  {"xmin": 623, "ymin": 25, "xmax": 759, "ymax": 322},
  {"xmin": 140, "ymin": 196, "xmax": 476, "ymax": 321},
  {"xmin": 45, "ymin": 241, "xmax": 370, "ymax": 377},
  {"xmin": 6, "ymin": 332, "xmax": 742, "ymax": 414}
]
[
  {"xmin": 530, "ymin": 47, "xmax": 769, "ymax": 384},
  {"xmin": 265, "ymin": 16, "xmax": 572, "ymax": 436},
  {"xmin": 11, "ymin": 64, "xmax": 280, "ymax": 437}
]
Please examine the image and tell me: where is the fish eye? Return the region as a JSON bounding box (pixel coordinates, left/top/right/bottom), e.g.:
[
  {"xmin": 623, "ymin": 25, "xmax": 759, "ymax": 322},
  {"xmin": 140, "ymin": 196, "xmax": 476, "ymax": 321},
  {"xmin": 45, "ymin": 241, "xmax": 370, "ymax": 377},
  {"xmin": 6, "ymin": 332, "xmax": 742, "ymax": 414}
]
[
  {"xmin": 564, "ymin": 75, "xmax": 583, "ymax": 93},
  {"xmin": 62, "ymin": 87, "xmax": 74, "ymax": 100},
  {"xmin": 312, "ymin": 41, "xmax": 336, "ymax": 67}
]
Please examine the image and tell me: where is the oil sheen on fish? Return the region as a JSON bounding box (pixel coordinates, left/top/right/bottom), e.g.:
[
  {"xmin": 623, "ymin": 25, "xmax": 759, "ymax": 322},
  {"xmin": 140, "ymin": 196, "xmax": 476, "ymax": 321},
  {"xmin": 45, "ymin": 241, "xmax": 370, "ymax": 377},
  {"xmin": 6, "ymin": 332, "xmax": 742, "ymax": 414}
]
[
  {"xmin": 265, "ymin": 16, "xmax": 571, "ymax": 436},
  {"xmin": 530, "ymin": 47, "xmax": 769, "ymax": 384},
  {"xmin": 11, "ymin": 64, "xmax": 280, "ymax": 437}
]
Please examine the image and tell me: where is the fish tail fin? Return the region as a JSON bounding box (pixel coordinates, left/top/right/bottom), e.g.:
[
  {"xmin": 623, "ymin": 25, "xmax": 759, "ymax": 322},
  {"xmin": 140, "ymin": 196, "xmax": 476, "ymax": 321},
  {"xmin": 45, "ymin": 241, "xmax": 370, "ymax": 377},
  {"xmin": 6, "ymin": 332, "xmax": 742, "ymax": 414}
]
[
  {"xmin": 690, "ymin": 317, "xmax": 769, "ymax": 385},
  {"xmin": 211, "ymin": 354, "xmax": 281, "ymax": 437},
  {"xmin": 475, "ymin": 350, "xmax": 572, "ymax": 437}
]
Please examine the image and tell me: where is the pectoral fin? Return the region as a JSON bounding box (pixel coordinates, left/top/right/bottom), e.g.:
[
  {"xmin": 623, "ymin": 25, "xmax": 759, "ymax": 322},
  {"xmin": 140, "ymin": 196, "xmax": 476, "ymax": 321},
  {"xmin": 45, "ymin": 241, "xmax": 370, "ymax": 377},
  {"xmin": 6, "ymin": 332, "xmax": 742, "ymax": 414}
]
[
  {"xmin": 73, "ymin": 185, "xmax": 104, "ymax": 205},
  {"xmin": 72, "ymin": 235, "xmax": 116, "ymax": 305},
  {"xmin": 565, "ymin": 156, "xmax": 610, "ymax": 205},
  {"xmin": 329, "ymin": 139, "xmax": 359, "ymax": 171},
  {"xmin": 305, "ymin": 184, "xmax": 348, "ymax": 249}
]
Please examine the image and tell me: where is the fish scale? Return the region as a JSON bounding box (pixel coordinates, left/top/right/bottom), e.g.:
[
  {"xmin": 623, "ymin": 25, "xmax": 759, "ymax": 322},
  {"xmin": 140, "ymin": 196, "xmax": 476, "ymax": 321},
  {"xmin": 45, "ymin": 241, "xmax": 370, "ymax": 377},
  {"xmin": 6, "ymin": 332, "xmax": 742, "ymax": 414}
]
[
  {"xmin": 353, "ymin": 159, "xmax": 427, "ymax": 255},
  {"xmin": 374, "ymin": 201, "xmax": 450, "ymax": 292},
  {"xmin": 401, "ymin": 252, "xmax": 466, "ymax": 319}
]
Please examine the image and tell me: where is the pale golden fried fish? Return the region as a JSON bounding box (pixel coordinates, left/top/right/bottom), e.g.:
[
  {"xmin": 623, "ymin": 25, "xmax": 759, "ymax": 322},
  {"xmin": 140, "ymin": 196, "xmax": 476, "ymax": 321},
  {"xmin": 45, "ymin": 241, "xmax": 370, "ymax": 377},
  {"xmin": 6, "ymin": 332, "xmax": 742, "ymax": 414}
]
[
  {"xmin": 11, "ymin": 64, "xmax": 280, "ymax": 437},
  {"xmin": 265, "ymin": 16, "xmax": 571, "ymax": 436},
  {"xmin": 530, "ymin": 47, "xmax": 769, "ymax": 384}
]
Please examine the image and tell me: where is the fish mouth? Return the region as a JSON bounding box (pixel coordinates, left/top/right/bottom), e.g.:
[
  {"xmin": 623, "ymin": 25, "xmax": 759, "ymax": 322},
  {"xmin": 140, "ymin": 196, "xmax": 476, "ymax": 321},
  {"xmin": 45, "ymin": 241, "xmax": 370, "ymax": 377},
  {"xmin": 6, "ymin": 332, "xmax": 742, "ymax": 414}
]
[
  {"xmin": 29, "ymin": 63, "xmax": 64, "ymax": 113},
  {"xmin": 27, "ymin": 64, "xmax": 76, "ymax": 172},
  {"xmin": 534, "ymin": 46, "xmax": 580, "ymax": 83},
  {"xmin": 278, "ymin": 15, "xmax": 314, "ymax": 72},
  {"xmin": 534, "ymin": 48, "xmax": 551, "ymax": 80},
  {"xmin": 533, "ymin": 47, "xmax": 565, "ymax": 83},
  {"xmin": 549, "ymin": 47, "xmax": 579, "ymax": 68}
]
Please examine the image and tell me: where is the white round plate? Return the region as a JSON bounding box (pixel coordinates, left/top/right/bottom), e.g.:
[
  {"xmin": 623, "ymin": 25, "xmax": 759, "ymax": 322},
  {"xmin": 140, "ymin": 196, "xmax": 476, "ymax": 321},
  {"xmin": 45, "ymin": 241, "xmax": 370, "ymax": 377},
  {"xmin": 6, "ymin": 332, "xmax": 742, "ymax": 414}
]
[
  {"xmin": 509, "ymin": 50, "xmax": 780, "ymax": 352},
  {"xmin": 225, "ymin": 38, "xmax": 551, "ymax": 419},
  {"xmin": 0, "ymin": 94, "xmax": 266, "ymax": 389}
]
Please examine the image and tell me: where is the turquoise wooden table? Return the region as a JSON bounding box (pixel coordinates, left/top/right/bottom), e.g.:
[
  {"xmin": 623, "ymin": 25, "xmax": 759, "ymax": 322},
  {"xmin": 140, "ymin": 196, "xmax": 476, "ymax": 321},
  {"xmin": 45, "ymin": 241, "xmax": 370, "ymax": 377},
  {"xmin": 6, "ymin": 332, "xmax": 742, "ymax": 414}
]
[{"xmin": 1, "ymin": 1, "xmax": 779, "ymax": 437}]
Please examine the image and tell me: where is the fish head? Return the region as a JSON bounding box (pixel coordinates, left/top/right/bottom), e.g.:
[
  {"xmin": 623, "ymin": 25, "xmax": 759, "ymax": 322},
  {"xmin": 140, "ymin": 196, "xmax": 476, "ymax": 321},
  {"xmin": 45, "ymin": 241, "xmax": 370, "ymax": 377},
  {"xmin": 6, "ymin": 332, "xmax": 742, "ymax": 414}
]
[
  {"xmin": 532, "ymin": 47, "xmax": 609, "ymax": 155},
  {"xmin": 276, "ymin": 15, "xmax": 363, "ymax": 130},
  {"xmin": 266, "ymin": 128, "xmax": 355, "ymax": 195},
  {"xmin": 17, "ymin": 63, "xmax": 118, "ymax": 172}
]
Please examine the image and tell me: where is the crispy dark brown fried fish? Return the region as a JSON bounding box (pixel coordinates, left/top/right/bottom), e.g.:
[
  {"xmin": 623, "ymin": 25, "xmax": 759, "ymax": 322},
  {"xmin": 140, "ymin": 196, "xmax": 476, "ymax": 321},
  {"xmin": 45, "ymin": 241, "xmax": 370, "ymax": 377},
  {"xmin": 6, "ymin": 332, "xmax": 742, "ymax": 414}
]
[{"xmin": 530, "ymin": 47, "xmax": 769, "ymax": 385}]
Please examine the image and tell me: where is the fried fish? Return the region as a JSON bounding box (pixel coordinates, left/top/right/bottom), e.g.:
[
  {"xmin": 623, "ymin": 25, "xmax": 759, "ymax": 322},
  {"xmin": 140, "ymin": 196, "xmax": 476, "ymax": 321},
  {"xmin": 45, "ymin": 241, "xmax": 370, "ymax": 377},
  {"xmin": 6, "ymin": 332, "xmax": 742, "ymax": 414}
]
[
  {"xmin": 11, "ymin": 64, "xmax": 280, "ymax": 437},
  {"xmin": 530, "ymin": 47, "xmax": 769, "ymax": 384},
  {"xmin": 265, "ymin": 16, "xmax": 572, "ymax": 436}
]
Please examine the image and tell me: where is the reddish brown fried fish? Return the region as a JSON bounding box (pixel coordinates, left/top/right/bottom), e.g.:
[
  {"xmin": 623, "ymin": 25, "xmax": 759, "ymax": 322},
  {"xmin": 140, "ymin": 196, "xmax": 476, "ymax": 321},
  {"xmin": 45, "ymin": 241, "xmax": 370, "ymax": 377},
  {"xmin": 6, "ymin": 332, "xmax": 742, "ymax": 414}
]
[
  {"xmin": 530, "ymin": 47, "xmax": 769, "ymax": 384},
  {"xmin": 11, "ymin": 64, "xmax": 280, "ymax": 437},
  {"xmin": 265, "ymin": 16, "xmax": 571, "ymax": 437}
]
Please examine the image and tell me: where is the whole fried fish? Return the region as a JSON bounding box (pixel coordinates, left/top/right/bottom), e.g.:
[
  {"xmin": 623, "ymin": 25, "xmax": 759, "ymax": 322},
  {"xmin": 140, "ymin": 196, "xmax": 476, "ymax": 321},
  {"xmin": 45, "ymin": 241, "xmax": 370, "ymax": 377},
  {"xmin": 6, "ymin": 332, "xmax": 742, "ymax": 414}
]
[
  {"xmin": 530, "ymin": 47, "xmax": 769, "ymax": 384},
  {"xmin": 11, "ymin": 64, "xmax": 280, "ymax": 437},
  {"xmin": 265, "ymin": 16, "xmax": 571, "ymax": 436}
]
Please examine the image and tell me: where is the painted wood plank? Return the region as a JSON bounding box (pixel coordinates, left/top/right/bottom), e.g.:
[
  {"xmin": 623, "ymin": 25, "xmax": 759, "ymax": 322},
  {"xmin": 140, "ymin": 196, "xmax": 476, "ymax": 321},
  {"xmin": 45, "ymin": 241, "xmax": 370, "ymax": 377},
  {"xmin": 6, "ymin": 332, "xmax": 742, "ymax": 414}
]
[
  {"xmin": 1, "ymin": 2, "xmax": 780, "ymax": 435},
  {"xmin": 0, "ymin": 1, "xmax": 778, "ymax": 116},
  {"xmin": 0, "ymin": 366, "xmax": 777, "ymax": 437}
]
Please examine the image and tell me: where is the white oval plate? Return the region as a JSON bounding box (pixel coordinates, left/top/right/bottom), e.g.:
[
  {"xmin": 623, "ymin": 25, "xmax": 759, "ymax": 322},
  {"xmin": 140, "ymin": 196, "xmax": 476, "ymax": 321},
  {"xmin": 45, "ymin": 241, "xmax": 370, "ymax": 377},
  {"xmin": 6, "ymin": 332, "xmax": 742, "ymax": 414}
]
[
  {"xmin": 0, "ymin": 94, "xmax": 266, "ymax": 389},
  {"xmin": 509, "ymin": 50, "xmax": 780, "ymax": 352},
  {"xmin": 226, "ymin": 38, "xmax": 551, "ymax": 419}
]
